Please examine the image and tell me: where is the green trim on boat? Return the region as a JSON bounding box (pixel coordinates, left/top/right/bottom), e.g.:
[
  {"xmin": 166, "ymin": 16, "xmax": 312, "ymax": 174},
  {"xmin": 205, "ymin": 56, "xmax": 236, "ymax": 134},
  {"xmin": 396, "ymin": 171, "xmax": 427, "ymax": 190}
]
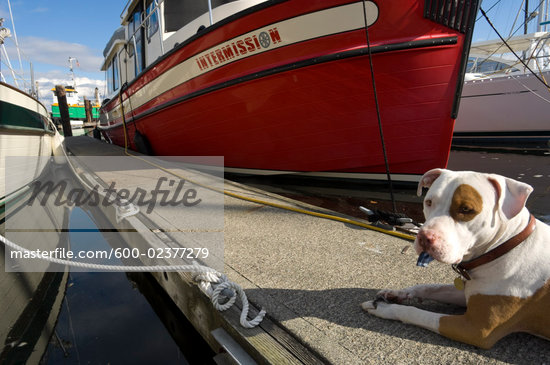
[
  {"xmin": 51, "ymin": 105, "xmax": 100, "ymax": 119},
  {"xmin": 0, "ymin": 99, "xmax": 49, "ymax": 131}
]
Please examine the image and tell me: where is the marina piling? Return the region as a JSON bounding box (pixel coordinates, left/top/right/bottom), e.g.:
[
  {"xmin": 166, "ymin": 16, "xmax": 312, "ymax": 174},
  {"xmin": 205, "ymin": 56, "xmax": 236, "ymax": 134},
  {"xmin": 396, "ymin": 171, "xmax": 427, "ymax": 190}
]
[
  {"xmin": 84, "ymin": 97, "xmax": 93, "ymax": 125},
  {"xmin": 55, "ymin": 85, "xmax": 72, "ymax": 137}
]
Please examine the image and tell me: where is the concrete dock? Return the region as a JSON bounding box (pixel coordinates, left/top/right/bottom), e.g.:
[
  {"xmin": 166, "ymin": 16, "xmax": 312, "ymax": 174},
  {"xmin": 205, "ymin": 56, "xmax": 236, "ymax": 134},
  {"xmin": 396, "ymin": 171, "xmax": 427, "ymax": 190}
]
[{"xmin": 64, "ymin": 136, "xmax": 550, "ymax": 364}]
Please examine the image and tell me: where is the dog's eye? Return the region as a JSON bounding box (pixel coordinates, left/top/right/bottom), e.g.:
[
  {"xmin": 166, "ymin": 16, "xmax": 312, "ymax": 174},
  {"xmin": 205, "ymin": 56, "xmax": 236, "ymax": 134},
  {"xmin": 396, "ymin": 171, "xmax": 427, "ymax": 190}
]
[
  {"xmin": 425, "ymin": 199, "xmax": 432, "ymax": 207},
  {"xmin": 460, "ymin": 205, "xmax": 473, "ymax": 214}
]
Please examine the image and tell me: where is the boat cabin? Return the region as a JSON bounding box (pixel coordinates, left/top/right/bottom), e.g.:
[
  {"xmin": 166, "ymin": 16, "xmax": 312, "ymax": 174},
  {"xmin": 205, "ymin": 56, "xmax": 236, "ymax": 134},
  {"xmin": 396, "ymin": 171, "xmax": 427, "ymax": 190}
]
[
  {"xmin": 101, "ymin": 0, "xmax": 267, "ymax": 99},
  {"xmin": 466, "ymin": 31, "xmax": 550, "ymax": 78},
  {"xmin": 51, "ymin": 86, "xmax": 81, "ymax": 106}
]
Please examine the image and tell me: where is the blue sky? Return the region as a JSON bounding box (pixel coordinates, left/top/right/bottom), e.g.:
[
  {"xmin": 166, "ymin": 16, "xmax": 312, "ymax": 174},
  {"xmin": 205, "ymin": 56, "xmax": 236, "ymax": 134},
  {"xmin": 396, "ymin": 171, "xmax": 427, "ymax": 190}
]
[
  {"xmin": 0, "ymin": 0, "xmax": 546, "ymax": 110},
  {"xmin": 0, "ymin": 0, "xmax": 122, "ymax": 107},
  {"xmin": 474, "ymin": 0, "xmax": 549, "ymax": 42}
]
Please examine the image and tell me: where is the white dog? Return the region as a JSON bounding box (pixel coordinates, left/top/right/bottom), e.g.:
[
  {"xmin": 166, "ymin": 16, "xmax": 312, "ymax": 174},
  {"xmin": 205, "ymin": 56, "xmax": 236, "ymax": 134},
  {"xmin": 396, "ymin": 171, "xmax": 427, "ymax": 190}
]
[{"xmin": 362, "ymin": 169, "xmax": 550, "ymax": 349}]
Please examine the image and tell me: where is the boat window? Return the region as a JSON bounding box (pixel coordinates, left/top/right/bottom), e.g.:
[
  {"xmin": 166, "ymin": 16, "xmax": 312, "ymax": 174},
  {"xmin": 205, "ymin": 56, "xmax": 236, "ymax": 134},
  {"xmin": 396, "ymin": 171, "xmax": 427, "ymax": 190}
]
[
  {"xmin": 467, "ymin": 58, "xmax": 520, "ymax": 74},
  {"xmin": 146, "ymin": 0, "xmax": 159, "ymax": 40},
  {"xmin": 112, "ymin": 54, "xmax": 120, "ymax": 91},
  {"xmin": 107, "ymin": 53, "xmax": 120, "ymax": 95},
  {"xmin": 164, "ymin": 0, "xmax": 238, "ymax": 32},
  {"xmin": 107, "ymin": 62, "xmax": 114, "ymax": 94},
  {"xmin": 128, "ymin": 15, "xmax": 135, "ymax": 57},
  {"xmin": 129, "ymin": 3, "xmax": 145, "ymax": 75}
]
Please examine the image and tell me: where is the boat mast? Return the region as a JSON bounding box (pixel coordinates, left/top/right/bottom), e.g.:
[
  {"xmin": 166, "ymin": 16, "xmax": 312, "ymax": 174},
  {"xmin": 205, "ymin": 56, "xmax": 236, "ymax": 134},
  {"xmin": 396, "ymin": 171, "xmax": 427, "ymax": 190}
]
[
  {"xmin": 0, "ymin": 19, "xmax": 18, "ymax": 87},
  {"xmin": 524, "ymin": 0, "xmax": 530, "ymax": 65},
  {"xmin": 525, "ymin": 0, "xmax": 530, "ymax": 34},
  {"xmin": 68, "ymin": 57, "xmax": 78, "ymax": 88},
  {"xmin": 537, "ymin": 0, "xmax": 549, "ymax": 31},
  {"xmin": 6, "ymin": 0, "xmax": 22, "ymax": 72},
  {"xmin": 30, "ymin": 61, "xmax": 36, "ymax": 98},
  {"xmin": 207, "ymin": 0, "xmax": 213, "ymax": 25}
]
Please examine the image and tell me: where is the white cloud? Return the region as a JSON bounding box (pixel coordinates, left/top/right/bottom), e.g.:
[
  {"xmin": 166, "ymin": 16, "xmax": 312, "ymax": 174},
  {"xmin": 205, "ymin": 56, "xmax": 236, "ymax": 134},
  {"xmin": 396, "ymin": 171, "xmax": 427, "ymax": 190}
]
[
  {"xmin": 7, "ymin": 36, "xmax": 103, "ymax": 73},
  {"xmin": 35, "ymin": 72, "xmax": 105, "ymax": 110},
  {"xmin": 1, "ymin": 35, "xmax": 106, "ymax": 110}
]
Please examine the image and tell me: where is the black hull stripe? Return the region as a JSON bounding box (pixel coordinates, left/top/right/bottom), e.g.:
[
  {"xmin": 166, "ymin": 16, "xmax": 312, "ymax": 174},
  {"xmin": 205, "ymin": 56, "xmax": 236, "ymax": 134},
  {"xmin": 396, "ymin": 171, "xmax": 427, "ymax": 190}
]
[
  {"xmin": 461, "ymin": 90, "xmax": 532, "ymax": 98},
  {"xmin": 454, "ymin": 131, "xmax": 550, "ymax": 137},
  {"xmin": 102, "ymin": 36, "xmax": 458, "ymax": 130}
]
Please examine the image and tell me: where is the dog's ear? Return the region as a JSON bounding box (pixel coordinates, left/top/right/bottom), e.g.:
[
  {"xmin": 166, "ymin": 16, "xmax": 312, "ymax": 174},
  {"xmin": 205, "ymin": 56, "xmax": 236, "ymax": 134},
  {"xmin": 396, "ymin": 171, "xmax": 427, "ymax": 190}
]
[
  {"xmin": 417, "ymin": 168, "xmax": 446, "ymax": 196},
  {"xmin": 488, "ymin": 175, "xmax": 533, "ymax": 220}
]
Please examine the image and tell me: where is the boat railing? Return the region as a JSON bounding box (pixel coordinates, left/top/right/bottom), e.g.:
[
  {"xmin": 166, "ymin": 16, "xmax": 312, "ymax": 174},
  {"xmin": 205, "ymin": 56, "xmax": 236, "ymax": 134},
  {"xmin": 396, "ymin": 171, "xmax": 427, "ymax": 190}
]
[
  {"xmin": 124, "ymin": 0, "xmax": 165, "ymax": 59},
  {"xmin": 120, "ymin": 0, "xmax": 132, "ymax": 20},
  {"xmin": 122, "ymin": 0, "xmax": 222, "ymax": 64},
  {"xmin": 470, "ymin": 32, "xmax": 550, "ymax": 76}
]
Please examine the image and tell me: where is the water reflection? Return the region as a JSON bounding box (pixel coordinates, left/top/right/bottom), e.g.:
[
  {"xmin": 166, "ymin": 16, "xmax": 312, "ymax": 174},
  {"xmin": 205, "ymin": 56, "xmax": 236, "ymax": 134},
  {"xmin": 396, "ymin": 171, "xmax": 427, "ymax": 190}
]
[
  {"xmin": 42, "ymin": 208, "xmax": 215, "ymax": 364},
  {"xmin": 1, "ymin": 160, "xmax": 70, "ymax": 364}
]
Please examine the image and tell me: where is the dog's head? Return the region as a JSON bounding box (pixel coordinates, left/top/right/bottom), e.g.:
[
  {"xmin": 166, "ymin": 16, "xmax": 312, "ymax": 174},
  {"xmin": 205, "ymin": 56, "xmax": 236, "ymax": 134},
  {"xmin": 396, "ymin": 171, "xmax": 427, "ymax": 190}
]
[{"xmin": 415, "ymin": 169, "xmax": 533, "ymax": 264}]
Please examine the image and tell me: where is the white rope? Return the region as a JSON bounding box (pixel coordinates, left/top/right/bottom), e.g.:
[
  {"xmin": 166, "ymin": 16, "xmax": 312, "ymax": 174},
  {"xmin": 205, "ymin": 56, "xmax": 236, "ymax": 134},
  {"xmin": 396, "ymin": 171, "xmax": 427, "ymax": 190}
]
[{"xmin": 0, "ymin": 233, "xmax": 266, "ymax": 328}]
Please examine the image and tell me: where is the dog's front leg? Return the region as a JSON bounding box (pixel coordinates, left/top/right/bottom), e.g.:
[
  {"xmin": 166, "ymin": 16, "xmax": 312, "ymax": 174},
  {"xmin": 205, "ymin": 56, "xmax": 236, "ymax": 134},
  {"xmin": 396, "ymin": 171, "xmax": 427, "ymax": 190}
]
[
  {"xmin": 376, "ymin": 284, "xmax": 466, "ymax": 307},
  {"xmin": 362, "ymin": 300, "xmax": 445, "ymax": 334},
  {"xmin": 362, "ymin": 301, "xmax": 505, "ymax": 349}
]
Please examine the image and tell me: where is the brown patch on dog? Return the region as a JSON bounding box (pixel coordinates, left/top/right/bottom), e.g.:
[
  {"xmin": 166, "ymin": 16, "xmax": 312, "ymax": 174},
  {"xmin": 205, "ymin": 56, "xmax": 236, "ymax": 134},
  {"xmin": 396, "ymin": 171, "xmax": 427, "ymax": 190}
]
[
  {"xmin": 439, "ymin": 280, "xmax": 550, "ymax": 349},
  {"xmin": 450, "ymin": 184, "xmax": 483, "ymax": 222}
]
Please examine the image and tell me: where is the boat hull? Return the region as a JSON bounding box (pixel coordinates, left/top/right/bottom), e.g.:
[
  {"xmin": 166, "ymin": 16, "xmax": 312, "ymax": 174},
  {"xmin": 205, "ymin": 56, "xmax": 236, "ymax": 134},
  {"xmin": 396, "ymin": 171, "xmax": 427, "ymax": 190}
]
[
  {"xmin": 454, "ymin": 71, "xmax": 550, "ymax": 149},
  {"xmin": 100, "ymin": 0, "xmax": 478, "ymax": 180},
  {"xmin": 51, "ymin": 104, "xmax": 100, "ymax": 120},
  {"xmin": 0, "ymin": 82, "xmax": 56, "ymax": 199}
]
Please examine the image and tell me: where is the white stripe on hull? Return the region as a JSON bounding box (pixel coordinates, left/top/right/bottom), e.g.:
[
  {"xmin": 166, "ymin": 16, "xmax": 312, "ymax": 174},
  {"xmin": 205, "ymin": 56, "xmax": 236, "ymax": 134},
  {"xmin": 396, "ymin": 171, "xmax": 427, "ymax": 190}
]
[{"xmin": 0, "ymin": 84, "xmax": 50, "ymax": 119}]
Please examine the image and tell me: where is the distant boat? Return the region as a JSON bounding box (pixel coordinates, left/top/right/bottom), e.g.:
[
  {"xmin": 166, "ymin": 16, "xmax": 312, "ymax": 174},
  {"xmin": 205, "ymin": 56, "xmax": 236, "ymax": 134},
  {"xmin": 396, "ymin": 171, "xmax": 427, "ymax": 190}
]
[
  {"xmin": 454, "ymin": 2, "xmax": 550, "ymax": 150},
  {"xmin": 50, "ymin": 58, "xmax": 101, "ymax": 130},
  {"xmin": 50, "ymin": 86, "xmax": 100, "ymax": 124},
  {"xmin": 99, "ymin": 0, "xmax": 480, "ymax": 182}
]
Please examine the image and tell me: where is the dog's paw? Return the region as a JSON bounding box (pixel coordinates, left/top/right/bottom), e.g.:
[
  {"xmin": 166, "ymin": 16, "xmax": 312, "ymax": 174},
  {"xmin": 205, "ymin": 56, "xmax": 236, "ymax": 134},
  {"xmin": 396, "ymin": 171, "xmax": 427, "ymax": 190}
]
[
  {"xmin": 376, "ymin": 288, "xmax": 415, "ymax": 303},
  {"xmin": 361, "ymin": 300, "xmax": 398, "ymax": 320}
]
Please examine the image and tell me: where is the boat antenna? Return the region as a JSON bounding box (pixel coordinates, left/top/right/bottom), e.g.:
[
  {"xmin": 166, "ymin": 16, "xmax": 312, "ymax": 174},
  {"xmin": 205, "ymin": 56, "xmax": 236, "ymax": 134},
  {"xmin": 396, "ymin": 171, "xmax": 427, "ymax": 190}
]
[{"xmin": 362, "ymin": 1, "xmax": 397, "ymax": 213}]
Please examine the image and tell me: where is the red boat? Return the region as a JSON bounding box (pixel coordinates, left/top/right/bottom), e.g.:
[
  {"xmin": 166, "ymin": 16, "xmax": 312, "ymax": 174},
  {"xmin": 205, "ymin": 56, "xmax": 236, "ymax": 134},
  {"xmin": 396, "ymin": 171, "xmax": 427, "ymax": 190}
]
[{"xmin": 99, "ymin": 0, "xmax": 479, "ymax": 182}]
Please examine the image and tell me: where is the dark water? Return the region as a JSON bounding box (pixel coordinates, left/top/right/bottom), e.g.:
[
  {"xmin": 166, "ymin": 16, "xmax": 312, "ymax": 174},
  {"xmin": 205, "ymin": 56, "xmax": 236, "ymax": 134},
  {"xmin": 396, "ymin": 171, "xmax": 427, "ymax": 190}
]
[
  {"xmin": 13, "ymin": 148, "xmax": 549, "ymax": 364},
  {"xmin": 41, "ymin": 208, "xmax": 215, "ymax": 364}
]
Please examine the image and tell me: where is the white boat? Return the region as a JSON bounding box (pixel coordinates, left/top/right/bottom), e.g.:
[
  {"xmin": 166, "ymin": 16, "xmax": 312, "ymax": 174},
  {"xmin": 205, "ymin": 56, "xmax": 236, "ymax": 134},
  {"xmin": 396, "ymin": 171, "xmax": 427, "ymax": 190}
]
[
  {"xmin": 0, "ymin": 82, "xmax": 60, "ymax": 198},
  {"xmin": 454, "ymin": 3, "xmax": 550, "ymax": 150},
  {"xmin": 0, "ymin": 10, "xmax": 68, "ymax": 364},
  {"xmin": 0, "ymin": 16, "xmax": 63, "ymax": 200}
]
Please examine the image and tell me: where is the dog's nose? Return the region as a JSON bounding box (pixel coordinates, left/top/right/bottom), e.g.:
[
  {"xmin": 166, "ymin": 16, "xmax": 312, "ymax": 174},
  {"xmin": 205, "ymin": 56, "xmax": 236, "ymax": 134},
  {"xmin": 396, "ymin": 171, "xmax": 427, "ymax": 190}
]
[{"xmin": 418, "ymin": 229, "xmax": 436, "ymax": 249}]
